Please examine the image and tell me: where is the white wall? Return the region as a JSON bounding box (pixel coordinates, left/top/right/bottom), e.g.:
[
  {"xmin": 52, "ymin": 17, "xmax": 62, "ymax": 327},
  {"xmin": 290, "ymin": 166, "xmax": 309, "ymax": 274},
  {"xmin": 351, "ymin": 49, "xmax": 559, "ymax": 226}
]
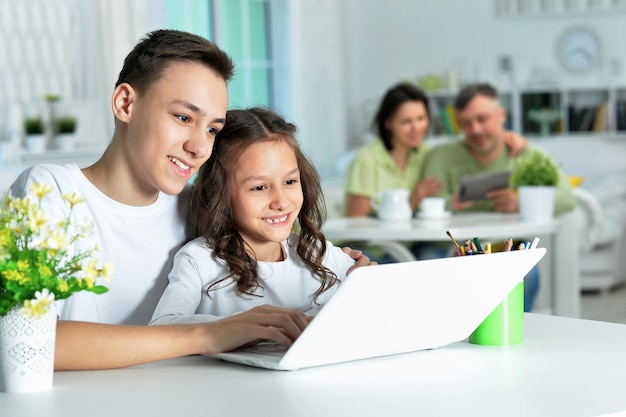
[
  {"xmin": 338, "ymin": 0, "xmax": 626, "ymax": 150},
  {"xmin": 284, "ymin": 0, "xmax": 348, "ymax": 182}
]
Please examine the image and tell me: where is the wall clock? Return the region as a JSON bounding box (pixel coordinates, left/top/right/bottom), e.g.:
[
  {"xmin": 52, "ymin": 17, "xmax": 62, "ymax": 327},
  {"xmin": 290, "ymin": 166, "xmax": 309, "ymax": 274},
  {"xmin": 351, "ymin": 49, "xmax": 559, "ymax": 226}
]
[{"xmin": 555, "ymin": 26, "xmax": 602, "ymax": 74}]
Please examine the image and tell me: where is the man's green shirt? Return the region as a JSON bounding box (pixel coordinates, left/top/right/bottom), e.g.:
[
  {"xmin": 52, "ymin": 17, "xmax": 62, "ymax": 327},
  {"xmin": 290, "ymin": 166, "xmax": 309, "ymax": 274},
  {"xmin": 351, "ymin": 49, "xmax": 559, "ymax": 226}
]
[{"xmin": 421, "ymin": 140, "xmax": 575, "ymax": 215}]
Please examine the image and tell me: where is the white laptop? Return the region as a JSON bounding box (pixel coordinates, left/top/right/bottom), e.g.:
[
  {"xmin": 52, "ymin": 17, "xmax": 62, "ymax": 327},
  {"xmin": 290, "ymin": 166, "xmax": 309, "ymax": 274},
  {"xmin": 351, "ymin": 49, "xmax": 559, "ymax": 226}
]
[{"xmin": 207, "ymin": 248, "xmax": 546, "ymax": 371}]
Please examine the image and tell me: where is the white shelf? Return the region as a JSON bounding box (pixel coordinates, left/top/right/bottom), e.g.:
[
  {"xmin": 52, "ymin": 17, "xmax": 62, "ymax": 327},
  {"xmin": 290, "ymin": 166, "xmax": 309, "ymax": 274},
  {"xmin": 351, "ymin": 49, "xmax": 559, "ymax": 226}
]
[
  {"xmin": 427, "ymin": 85, "xmax": 626, "ymax": 139},
  {"xmin": 17, "ymin": 148, "xmax": 103, "ymax": 166},
  {"xmin": 0, "ymin": 146, "xmax": 104, "ymax": 191}
]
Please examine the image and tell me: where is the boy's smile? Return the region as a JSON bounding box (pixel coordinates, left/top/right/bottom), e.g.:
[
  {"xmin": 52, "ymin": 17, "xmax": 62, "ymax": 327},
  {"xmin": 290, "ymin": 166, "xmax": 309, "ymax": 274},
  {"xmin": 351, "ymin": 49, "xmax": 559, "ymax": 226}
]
[{"xmin": 112, "ymin": 61, "xmax": 228, "ymax": 204}]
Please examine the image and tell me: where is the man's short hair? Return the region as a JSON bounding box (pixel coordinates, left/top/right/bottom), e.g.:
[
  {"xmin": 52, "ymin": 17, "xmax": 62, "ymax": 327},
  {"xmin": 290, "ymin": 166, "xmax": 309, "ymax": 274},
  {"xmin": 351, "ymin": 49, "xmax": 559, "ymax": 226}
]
[
  {"xmin": 454, "ymin": 83, "xmax": 499, "ymax": 112},
  {"xmin": 115, "ymin": 29, "xmax": 235, "ymax": 95}
]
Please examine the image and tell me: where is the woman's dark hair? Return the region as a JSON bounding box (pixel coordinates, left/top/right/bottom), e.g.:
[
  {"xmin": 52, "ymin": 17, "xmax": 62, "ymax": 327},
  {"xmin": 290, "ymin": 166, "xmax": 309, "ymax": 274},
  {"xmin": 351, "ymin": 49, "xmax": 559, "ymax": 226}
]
[
  {"xmin": 191, "ymin": 107, "xmax": 339, "ymax": 303},
  {"xmin": 371, "ymin": 83, "xmax": 430, "ymax": 151},
  {"xmin": 115, "ymin": 29, "xmax": 235, "ymax": 94}
]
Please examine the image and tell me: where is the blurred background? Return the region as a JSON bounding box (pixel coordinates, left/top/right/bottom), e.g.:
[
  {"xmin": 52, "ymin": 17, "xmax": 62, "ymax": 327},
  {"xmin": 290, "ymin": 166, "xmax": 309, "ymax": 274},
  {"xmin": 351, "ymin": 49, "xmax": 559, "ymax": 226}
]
[{"xmin": 2, "ymin": 0, "xmax": 625, "ymax": 183}]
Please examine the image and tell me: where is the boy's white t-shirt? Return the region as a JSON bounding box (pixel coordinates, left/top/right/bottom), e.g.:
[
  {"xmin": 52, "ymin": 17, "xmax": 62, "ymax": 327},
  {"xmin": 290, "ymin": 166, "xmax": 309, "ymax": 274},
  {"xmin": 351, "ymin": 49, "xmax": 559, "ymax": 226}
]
[
  {"xmin": 9, "ymin": 163, "xmax": 191, "ymax": 325},
  {"xmin": 150, "ymin": 235, "xmax": 356, "ymax": 325}
]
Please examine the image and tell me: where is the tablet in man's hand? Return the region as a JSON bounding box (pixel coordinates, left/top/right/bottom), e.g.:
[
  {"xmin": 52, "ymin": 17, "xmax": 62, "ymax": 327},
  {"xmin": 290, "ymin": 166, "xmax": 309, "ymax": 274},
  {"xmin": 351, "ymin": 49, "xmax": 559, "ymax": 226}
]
[{"xmin": 458, "ymin": 171, "xmax": 511, "ymax": 202}]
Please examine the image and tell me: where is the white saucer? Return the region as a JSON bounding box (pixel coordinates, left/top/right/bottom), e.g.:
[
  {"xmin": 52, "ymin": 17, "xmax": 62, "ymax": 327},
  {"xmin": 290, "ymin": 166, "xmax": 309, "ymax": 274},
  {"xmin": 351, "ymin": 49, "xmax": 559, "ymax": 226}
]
[{"xmin": 416, "ymin": 211, "xmax": 452, "ymax": 220}]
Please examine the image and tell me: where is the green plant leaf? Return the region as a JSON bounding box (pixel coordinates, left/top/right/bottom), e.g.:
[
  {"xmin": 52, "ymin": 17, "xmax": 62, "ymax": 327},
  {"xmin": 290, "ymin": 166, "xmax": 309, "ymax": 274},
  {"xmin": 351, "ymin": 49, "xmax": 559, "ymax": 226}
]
[{"xmin": 510, "ymin": 151, "xmax": 560, "ymax": 187}]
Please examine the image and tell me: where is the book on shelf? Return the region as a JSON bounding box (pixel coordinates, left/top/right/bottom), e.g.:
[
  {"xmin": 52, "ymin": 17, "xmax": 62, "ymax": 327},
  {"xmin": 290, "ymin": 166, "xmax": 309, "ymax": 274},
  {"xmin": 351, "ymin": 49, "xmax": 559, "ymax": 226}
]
[
  {"xmin": 444, "ymin": 104, "xmax": 460, "ymax": 136},
  {"xmin": 567, "ymin": 103, "xmax": 611, "ymax": 133},
  {"xmin": 438, "ymin": 107, "xmax": 453, "ymax": 135},
  {"xmin": 593, "ymin": 103, "xmax": 608, "ymax": 132},
  {"xmin": 567, "ymin": 106, "xmax": 580, "ymax": 132},
  {"xmin": 578, "ymin": 107, "xmax": 597, "ymax": 132},
  {"xmin": 616, "ymin": 101, "xmax": 626, "ymax": 132}
]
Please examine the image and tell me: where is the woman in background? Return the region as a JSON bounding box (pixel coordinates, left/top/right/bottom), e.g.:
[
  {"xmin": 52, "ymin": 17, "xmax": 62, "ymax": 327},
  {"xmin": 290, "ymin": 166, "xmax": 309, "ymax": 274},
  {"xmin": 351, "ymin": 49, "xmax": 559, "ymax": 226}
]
[{"xmin": 345, "ymin": 83, "xmax": 441, "ymax": 217}]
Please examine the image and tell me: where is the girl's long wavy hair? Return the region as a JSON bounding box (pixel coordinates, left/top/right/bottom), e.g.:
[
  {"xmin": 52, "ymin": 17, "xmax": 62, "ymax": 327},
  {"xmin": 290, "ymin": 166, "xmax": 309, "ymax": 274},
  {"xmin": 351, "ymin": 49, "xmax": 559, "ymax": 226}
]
[{"xmin": 191, "ymin": 107, "xmax": 339, "ymax": 303}]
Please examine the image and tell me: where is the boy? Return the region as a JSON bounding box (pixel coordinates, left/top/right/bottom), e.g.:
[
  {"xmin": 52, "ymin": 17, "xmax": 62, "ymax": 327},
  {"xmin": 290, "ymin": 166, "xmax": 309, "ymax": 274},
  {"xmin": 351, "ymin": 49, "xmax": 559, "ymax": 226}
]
[{"xmin": 10, "ymin": 30, "xmax": 369, "ymax": 370}]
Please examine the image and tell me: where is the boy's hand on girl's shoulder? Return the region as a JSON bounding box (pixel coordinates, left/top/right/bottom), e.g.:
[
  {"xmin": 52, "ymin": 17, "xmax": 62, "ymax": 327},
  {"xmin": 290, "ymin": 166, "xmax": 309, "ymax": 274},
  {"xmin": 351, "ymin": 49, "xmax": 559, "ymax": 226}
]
[{"xmin": 341, "ymin": 247, "xmax": 377, "ymax": 275}]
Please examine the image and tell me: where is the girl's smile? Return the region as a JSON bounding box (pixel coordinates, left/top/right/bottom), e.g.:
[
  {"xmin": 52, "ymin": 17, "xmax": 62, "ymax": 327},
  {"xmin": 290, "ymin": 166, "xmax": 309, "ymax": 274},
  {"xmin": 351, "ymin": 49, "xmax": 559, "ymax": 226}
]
[{"xmin": 230, "ymin": 140, "xmax": 304, "ymax": 261}]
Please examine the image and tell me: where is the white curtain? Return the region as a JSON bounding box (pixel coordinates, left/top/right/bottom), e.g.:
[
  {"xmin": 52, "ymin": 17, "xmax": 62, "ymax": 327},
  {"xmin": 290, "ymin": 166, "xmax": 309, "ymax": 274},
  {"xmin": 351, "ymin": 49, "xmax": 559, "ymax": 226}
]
[
  {"xmin": 284, "ymin": 0, "xmax": 348, "ymax": 182},
  {"xmin": 75, "ymin": 0, "xmax": 166, "ymax": 147}
]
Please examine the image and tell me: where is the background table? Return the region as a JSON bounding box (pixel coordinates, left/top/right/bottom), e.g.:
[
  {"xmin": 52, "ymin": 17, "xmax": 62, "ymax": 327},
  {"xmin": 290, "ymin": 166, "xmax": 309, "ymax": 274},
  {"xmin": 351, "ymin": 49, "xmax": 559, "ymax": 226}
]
[
  {"xmin": 322, "ymin": 213, "xmax": 579, "ymax": 317},
  {"xmin": 1, "ymin": 314, "xmax": 625, "ymax": 417}
]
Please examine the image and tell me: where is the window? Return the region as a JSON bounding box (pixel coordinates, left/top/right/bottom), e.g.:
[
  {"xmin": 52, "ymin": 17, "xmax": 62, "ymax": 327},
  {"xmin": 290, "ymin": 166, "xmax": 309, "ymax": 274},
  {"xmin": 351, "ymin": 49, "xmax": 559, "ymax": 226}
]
[{"xmin": 164, "ymin": 0, "xmax": 275, "ymax": 109}]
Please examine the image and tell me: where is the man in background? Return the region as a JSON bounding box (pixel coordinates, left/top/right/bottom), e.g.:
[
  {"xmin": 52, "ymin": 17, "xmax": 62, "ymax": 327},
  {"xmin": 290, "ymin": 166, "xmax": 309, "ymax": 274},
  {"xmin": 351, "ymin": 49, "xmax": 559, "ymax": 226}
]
[{"xmin": 422, "ymin": 82, "xmax": 575, "ymax": 311}]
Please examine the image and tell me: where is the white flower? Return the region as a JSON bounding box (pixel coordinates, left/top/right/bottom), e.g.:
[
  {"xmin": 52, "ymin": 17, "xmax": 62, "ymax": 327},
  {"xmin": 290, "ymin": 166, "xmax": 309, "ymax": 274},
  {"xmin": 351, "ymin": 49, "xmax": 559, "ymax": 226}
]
[
  {"xmin": 20, "ymin": 289, "xmax": 56, "ymax": 319},
  {"xmin": 35, "ymin": 288, "xmax": 56, "ymax": 306}
]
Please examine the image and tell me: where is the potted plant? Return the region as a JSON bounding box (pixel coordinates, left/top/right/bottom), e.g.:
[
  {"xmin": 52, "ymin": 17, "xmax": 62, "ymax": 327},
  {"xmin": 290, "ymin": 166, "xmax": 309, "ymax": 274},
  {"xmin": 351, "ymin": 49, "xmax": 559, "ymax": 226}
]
[
  {"xmin": 56, "ymin": 116, "xmax": 78, "ymax": 151},
  {"xmin": 509, "ymin": 151, "xmax": 560, "ymax": 221},
  {"xmin": 0, "ymin": 183, "xmax": 111, "ymax": 392},
  {"xmin": 23, "ymin": 117, "xmax": 46, "ymax": 153},
  {"xmin": 24, "ymin": 117, "xmax": 44, "ymax": 135}
]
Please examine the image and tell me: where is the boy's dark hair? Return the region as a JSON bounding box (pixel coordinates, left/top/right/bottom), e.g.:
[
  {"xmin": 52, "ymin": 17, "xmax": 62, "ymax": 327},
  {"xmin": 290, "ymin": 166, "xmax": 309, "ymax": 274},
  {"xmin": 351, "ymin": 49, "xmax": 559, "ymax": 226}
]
[
  {"xmin": 454, "ymin": 83, "xmax": 499, "ymax": 112},
  {"xmin": 191, "ymin": 107, "xmax": 339, "ymax": 303},
  {"xmin": 372, "ymin": 83, "xmax": 430, "ymax": 151},
  {"xmin": 115, "ymin": 29, "xmax": 235, "ymax": 94}
]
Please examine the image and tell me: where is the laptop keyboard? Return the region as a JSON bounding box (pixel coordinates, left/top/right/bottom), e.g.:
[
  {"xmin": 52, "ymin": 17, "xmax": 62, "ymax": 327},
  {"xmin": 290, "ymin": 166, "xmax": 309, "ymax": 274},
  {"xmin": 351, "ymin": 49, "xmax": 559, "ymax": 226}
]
[{"xmin": 236, "ymin": 341, "xmax": 288, "ymax": 357}]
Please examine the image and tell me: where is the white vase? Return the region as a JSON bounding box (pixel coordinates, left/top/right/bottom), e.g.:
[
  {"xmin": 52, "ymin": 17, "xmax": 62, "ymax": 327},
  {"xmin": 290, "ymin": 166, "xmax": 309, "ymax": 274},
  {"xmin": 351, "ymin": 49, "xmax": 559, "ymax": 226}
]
[
  {"xmin": 25, "ymin": 134, "xmax": 47, "ymax": 153},
  {"xmin": 57, "ymin": 133, "xmax": 75, "ymax": 151},
  {"xmin": 0, "ymin": 303, "xmax": 57, "ymax": 393},
  {"xmin": 518, "ymin": 186, "xmax": 556, "ymax": 222}
]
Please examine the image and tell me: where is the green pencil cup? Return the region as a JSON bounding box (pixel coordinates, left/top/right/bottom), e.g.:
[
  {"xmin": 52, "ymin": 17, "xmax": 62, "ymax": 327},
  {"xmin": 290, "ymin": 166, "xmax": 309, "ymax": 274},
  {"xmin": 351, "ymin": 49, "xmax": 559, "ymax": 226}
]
[{"xmin": 469, "ymin": 281, "xmax": 524, "ymax": 345}]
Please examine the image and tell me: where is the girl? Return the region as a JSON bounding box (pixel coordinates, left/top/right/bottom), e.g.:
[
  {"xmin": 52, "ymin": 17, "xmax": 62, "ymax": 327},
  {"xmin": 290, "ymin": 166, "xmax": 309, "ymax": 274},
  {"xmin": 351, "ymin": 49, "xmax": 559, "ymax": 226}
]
[{"xmin": 150, "ymin": 108, "xmax": 355, "ymax": 325}]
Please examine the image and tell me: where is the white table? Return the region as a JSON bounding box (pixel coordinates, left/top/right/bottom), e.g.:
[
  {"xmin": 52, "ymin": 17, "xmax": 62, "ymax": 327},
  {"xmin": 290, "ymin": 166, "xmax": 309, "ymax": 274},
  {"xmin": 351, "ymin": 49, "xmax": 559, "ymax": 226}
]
[
  {"xmin": 322, "ymin": 213, "xmax": 579, "ymax": 318},
  {"xmin": 1, "ymin": 314, "xmax": 625, "ymax": 417},
  {"xmin": 323, "ymin": 213, "xmax": 557, "ymax": 242}
]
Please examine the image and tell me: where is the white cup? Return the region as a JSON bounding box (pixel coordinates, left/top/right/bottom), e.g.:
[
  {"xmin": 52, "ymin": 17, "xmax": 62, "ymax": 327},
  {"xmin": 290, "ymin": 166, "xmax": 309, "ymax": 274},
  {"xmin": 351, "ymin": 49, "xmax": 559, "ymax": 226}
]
[
  {"xmin": 370, "ymin": 189, "xmax": 412, "ymax": 221},
  {"xmin": 419, "ymin": 197, "xmax": 446, "ymax": 216}
]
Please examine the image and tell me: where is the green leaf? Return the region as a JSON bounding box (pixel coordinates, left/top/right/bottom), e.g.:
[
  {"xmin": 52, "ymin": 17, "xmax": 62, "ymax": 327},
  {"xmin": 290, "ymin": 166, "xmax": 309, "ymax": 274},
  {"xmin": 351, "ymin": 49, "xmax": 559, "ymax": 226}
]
[
  {"xmin": 89, "ymin": 286, "xmax": 109, "ymax": 295},
  {"xmin": 510, "ymin": 151, "xmax": 560, "ymax": 187}
]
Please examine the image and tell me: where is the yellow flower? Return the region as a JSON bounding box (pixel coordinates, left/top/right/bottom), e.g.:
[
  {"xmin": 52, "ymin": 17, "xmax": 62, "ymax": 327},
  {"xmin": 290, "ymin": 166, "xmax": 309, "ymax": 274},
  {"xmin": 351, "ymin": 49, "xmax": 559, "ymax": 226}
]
[
  {"xmin": 28, "ymin": 206, "xmax": 49, "ymax": 231},
  {"xmin": 100, "ymin": 261, "xmax": 115, "ymax": 282},
  {"xmin": 19, "ymin": 290, "xmax": 54, "ymax": 319},
  {"xmin": 0, "ymin": 183, "xmax": 111, "ymax": 317},
  {"xmin": 20, "ymin": 300, "xmax": 47, "ymax": 319},
  {"xmin": 30, "ymin": 183, "xmax": 52, "ymax": 200},
  {"xmin": 3, "ymin": 269, "xmax": 28, "ymax": 284},
  {"xmin": 83, "ymin": 258, "xmax": 99, "ymax": 281},
  {"xmin": 48, "ymin": 228, "xmax": 69, "ymax": 251},
  {"xmin": 11, "ymin": 196, "xmax": 31, "ymax": 215},
  {"xmin": 1, "ymin": 194, "xmax": 12, "ymax": 210},
  {"xmin": 62, "ymin": 193, "xmax": 85, "ymax": 209},
  {"xmin": 0, "ymin": 228, "xmax": 11, "ymax": 248},
  {"xmin": 38, "ymin": 264, "xmax": 53, "ymax": 278},
  {"xmin": 57, "ymin": 281, "xmax": 69, "ymax": 292},
  {"xmin": 82, "ymin": 277, "xmax": 95, "ymax": 289},
  {"xmin": 16, "ymin": 260, "xmax": 29, "ymax": 271},
  {"xmin": 35, "ymin": 288, "xmax": 55, "ymax": 307}
]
